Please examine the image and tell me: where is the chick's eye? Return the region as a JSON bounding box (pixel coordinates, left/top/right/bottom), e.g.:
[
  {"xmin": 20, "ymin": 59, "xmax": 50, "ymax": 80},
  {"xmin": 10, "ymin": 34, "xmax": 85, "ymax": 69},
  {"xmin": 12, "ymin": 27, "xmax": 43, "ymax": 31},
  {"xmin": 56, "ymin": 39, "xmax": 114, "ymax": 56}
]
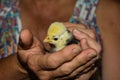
[{"xmin": 54, "ymin": 37, "xmax": 58, "ymax": 41}]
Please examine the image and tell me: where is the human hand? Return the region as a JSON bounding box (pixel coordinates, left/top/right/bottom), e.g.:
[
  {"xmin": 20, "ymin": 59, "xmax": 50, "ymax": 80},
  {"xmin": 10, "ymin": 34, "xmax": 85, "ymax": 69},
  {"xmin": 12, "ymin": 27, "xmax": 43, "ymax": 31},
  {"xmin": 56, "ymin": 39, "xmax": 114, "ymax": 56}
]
[
  {"xmin": 17, "ymin": 29, "xmax": 98, "ymax": 80},
  {"xmin": 64, "ymin": 22, "xmax": 101, "ymax": 59},
  {"xmin": 63, "ymin": 22, "xmax": 102, "ymax": 80}
]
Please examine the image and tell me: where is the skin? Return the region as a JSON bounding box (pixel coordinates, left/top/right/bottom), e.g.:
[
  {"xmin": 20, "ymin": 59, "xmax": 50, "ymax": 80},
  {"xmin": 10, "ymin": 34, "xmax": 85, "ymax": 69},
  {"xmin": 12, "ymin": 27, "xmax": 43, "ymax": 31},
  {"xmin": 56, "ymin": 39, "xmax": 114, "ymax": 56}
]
[
  {"xmin": 19, "ymin": 29, "xmax": 99, "ymax": 80},
  {"xmin": 21, "ymin": 0, "xmax": 120, "ymax": 79},
  {"xmin": 96, "ymin": 0, "xmax": 120, "ymax": 79},
  {"xmin": 20, "ymin": 0, "xmax": 76, "ymax": 41},
  {"xmin": 0, "ymin": 0, "xmax": 120, "ymax": 80},
  {"xmin": 0, "ymin": 29, "xmax": 99, "ymax": 80},
  {"xmin": 20, "ymin": 0, "xmax": 100, "ymax": 79},
  {"xmin": 0, "ymin": 0, "xmax": 100, "ymax": 80}
]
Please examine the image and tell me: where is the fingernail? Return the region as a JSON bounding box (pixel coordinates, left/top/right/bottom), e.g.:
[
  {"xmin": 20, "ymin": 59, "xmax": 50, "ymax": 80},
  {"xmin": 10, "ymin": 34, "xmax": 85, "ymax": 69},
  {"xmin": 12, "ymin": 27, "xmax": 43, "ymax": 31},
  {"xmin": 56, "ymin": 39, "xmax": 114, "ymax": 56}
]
[
  {"xmin": 88, "ymin": 52, "xmax": 97, "ymax": 60},
  {"xmin": 74, "ymin": 29, "xmax": 81, "ymax": 35},
  {"xmin": 72, "ymin": 47, "xmax": 81, "ymax": 54}
]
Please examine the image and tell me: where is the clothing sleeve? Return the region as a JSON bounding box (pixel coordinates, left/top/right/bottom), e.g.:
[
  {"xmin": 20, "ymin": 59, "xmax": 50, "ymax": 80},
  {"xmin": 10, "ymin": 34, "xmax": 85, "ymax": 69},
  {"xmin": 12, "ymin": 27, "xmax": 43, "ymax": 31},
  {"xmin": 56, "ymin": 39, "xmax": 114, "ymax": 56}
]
[
  {"xmin": 0, "ymin": 0, "xmax": 22, "ymax": 59},
  {"xmin": 69, "ymin": 0, "xmax": 102, "ymax": 46}
]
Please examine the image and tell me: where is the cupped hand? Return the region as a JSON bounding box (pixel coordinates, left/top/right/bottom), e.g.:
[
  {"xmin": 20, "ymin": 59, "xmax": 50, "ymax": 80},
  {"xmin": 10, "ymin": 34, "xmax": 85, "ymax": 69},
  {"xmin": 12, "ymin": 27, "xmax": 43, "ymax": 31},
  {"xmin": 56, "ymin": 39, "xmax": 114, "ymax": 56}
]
[
  {"xmin": 63, "ymin": 22, "xmax": 102, "ymax": 80},
  {"xmin": 17, "ymin": 29, "xmax": 98, "ymax": 80},
  {"xmin": 64, "ymin": 22, "xmax": 101, "ymax": 59}
]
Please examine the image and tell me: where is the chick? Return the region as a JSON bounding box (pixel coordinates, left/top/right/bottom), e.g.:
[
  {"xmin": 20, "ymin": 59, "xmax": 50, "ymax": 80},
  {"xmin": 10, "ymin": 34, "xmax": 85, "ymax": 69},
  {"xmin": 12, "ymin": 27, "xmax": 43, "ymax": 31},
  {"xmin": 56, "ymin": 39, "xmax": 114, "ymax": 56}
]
[{"xmin": 44, "ymin": 22, "xmax": 79, "ymax": 52}]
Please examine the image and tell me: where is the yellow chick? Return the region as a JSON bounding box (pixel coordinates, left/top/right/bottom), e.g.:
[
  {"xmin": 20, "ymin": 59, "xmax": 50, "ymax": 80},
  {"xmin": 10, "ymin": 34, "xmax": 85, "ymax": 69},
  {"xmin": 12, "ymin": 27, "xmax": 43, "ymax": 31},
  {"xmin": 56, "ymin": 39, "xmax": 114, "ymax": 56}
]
[{"xmin": 44, "ymin": 22, "xmax": 78, "ymax": 52}]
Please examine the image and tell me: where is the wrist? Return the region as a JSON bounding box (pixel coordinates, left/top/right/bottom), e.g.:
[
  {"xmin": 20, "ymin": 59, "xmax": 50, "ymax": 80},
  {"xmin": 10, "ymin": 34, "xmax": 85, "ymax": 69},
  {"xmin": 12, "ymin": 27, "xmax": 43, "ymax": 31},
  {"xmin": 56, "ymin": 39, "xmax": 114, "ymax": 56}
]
[{"xmin": 0, "ymin": 53, "xmax": 29, "ymax": 80}]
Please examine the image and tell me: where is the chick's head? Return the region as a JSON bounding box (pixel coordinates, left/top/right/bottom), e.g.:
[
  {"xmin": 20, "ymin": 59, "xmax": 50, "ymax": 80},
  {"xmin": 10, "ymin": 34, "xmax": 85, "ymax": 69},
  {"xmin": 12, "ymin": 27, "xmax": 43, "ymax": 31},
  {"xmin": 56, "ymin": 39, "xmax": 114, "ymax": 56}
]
[{"xmin": 44, "ymin": 22, "xmax": 67, "ymax": 45}]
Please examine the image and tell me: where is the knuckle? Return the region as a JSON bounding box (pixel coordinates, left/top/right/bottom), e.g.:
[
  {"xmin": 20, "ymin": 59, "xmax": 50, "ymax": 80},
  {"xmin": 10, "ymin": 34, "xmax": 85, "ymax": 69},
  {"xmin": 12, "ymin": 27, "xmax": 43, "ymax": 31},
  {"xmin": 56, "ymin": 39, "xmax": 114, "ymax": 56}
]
[
  {"xmin": 61, "ymin": 44, "xmax": 80, "ymax": 60},
  {"xmin": 81, "ymin": 33, "xmax": 88, "ymax": 39},
  {"xmin": 89, "ymin": 30, "xmax": 96, "ymax": 39},
  {"xmin": 62, "ymin": 52, "xmax": 71, "ymax": 60},
  {"xmin": 47, "ymin": 56, "xmax": 59, "ymax": 68},
  {"xmin": 77, "ymin": 58, "xmax": 85, "ymax": 65},
  {"xmin": 59, "ymin": 67, "xmax": 71, "ymax": 75},
  {"xmin": 76, "ymin": 51, "xmax": 92, "ymax": 64},
  {"xmin": 61, "ymin": 49, "xmax": 73, "ymax": 60}
]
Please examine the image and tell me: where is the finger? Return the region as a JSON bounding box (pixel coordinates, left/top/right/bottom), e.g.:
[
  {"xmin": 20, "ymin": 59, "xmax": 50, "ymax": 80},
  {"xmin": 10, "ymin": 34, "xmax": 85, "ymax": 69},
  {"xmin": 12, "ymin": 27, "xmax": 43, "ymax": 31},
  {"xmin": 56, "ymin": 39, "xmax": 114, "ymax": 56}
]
[
  {"xmin": 63, "ymin": 22, "xmax": 86, "ymax": 29},
  {"xmin": 18, "ymin": 45, "xmax": 42, "ymax": 63},
  {"xmin": 51, "ymin": 49, "xmax": 97, "ymax": 77},
  {"xmin": 63, "ymin": 22, "xmax": 96, "ymax": 40},
  {"xmin": 82, "ymin": 64, "xmax": 95, "ymax": 73},
  {"xmin": 59, "ymin": 59, "xmax": 96, "ymax": 79},
  {"xmin": 35, "ymin": 71, "xmax": 53, "ymax": 80},
  {"xmin": 73, "ymin": 29, "xmax": 101, "ymax": 54},
  {"xmin": 78, "ymin": 29, "xmax": 96, "ymax": 40},
  {"xmin": 19, "ymin": 29, "xmax": 33, "ymax": 49},
  {"xmin": 80, "ymin": 39, "xmax": 89, "ymax": 50},
  {"xmin": 75, "ymin": 67, "xmax": 97, "ymax": 80},
  {"xmin": 18, "ymin": 50, "xmax": 29, "ymax": 63},
  {"xmin": 38, "ymin": 44, "xmax": 81, "ymax": 69},
  {"xmin": 68, "ymin": 27, "xmax": 96, "ymax": 40},
  {"xmin": 67, "ymin": 60, "xmax": 96, "ymax": 78}
]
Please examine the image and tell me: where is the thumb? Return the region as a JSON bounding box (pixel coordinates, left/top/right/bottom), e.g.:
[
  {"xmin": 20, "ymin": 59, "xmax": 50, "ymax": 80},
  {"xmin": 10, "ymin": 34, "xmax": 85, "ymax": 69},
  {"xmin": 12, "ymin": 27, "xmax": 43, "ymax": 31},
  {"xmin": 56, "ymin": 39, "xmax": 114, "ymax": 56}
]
[{"xmin": 19, "ymin": 29, "xmax": 33, "ymax": 50}]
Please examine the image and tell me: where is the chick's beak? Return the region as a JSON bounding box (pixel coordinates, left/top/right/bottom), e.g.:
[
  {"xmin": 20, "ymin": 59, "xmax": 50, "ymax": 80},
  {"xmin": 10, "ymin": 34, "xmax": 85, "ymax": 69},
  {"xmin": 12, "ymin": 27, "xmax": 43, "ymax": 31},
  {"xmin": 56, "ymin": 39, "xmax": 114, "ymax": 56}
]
[{"xmin": 44, "ymin": 37, "xmax": 51, "ymax": 43}]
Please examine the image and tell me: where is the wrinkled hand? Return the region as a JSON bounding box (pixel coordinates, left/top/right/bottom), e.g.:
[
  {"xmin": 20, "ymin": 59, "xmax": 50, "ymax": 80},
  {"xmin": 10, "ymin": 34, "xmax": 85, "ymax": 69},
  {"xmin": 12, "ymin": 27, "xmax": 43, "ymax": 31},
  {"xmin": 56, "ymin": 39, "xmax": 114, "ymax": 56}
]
[
  {"xmin": 64, "ymin": 22, "xmax": 101, "ymax": 57},
  {"xmin": 63, "ymin": 22, "xmax": 102, "ymax": 80},
  {"xmin": 17, "ymin": 29, "xmax": 99, "ymax": 80}
]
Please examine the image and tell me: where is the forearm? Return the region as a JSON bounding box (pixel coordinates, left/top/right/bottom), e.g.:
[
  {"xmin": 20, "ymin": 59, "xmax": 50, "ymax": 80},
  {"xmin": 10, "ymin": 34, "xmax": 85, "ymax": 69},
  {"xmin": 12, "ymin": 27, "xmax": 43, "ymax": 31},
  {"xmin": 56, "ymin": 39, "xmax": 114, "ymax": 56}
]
[
  {"xmin": 102, "ymin": 42, "xmax": 120, "ymax": 80},
  {"xmin": 0, "ymin": 53, "xmax": 29, "ymax": 80}
]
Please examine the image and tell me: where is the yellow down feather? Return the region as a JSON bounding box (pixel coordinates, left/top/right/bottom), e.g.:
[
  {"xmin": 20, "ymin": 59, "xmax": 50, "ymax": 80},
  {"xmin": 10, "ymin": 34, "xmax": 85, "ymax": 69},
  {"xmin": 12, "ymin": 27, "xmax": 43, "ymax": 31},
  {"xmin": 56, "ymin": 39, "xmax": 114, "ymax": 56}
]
[{"xmin": 44, "ymin": 22, "xmax": 73, "ymax": 51}]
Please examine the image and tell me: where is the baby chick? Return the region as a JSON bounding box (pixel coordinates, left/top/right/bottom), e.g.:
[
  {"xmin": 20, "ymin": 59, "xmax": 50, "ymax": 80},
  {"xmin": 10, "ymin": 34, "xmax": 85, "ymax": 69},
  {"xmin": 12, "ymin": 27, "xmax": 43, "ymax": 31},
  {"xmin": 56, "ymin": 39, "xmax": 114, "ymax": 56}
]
[{"xmin": 44, "ymin": 22, "xmax": 78, "ymax": 52}]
